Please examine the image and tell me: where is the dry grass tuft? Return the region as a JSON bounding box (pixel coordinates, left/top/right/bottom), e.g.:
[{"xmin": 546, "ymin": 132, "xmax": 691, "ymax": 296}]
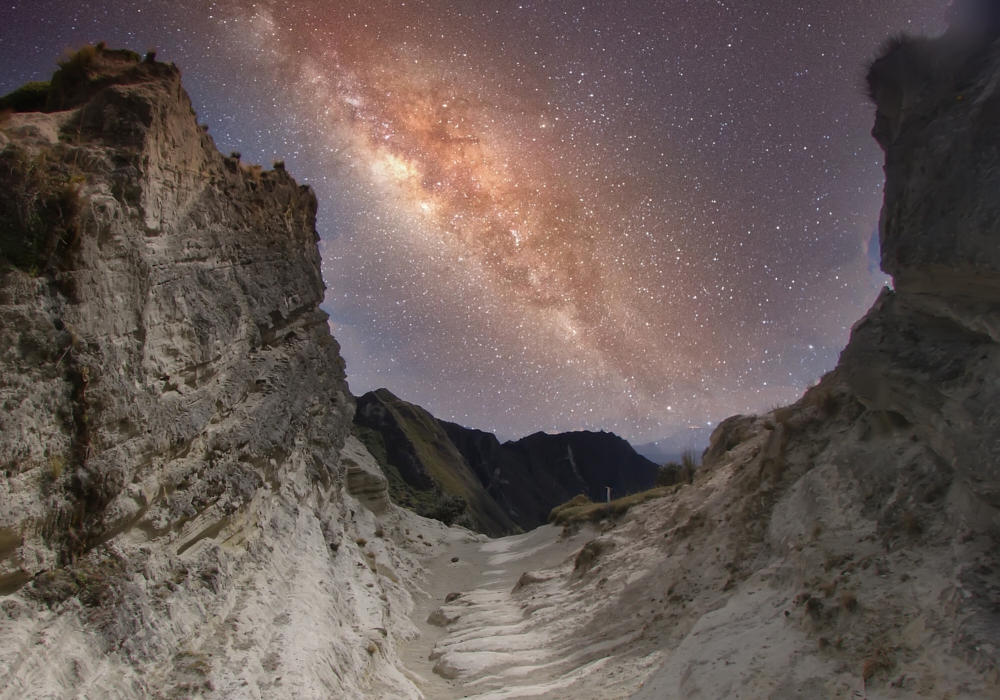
[
  {"xmin": 862, "ymin": 646, "xmax": 895, "ymax": 679},
  {"xmin": 573, "ymin": 539, "xmax": 605, "ymax": 574},
  {"xmin": 901, "ymin": 511, "xmax": 923, "ymax": 536},
  {"xmin": 549, "ymin": 488, "xmax": 673, "ymax": 527},
  {"xmin": 48, "ymin": 454, "xmax": 66, "ymax": 481}
]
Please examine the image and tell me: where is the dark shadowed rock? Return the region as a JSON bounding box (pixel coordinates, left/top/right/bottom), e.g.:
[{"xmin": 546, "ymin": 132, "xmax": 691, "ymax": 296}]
[{"xmin": 444, "ymin": 423, "xmax": 659, "ymax": 529}]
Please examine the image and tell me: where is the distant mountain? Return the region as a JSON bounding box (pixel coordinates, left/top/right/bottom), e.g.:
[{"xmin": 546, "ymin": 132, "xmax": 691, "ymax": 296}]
[
  {"xmin": 632, "ymin": 426, "xmax": 715, "ymax": 464},
  {"xmin": 353, "ymin": 389, "xmax": 520, "ymax": 536},
  {"xmin": 354, "ymin": 389, "xmax": 660, "ymax": 533},
  {"xmin": 444, "ymin": 422, "xmax": 660, "ymax": 530}
]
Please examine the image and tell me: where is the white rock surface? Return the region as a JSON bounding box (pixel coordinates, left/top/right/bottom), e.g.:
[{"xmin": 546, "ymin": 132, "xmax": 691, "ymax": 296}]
[{"xmin": 399, "ymin": 416, "xmax": 998, "ymax": 699}]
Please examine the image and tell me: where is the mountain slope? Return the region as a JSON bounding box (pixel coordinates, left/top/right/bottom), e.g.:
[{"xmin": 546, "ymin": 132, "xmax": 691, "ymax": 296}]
[
  {"xmin": 355, "ymin": 388, "xmax": 660, "ymax": 533},
  {"xmin": 354, "ymin": 388, "xmax": 520, "ymax": 536},
  {"xmin": 442, "ymin": 423, "xmax": 660, "ymax": 530}
]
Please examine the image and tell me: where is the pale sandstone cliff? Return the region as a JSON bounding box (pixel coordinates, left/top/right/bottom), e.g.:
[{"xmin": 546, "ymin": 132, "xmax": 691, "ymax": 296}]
[{"xmin": 0, "ymin": 48, "xmax": 462, "ymax": 699}]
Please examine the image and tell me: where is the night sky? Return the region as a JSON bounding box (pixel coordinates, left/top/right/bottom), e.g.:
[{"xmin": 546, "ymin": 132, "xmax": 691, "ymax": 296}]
[{"xmin": 0, "ymin": 1, "xmax": 947, "ymax": 442}]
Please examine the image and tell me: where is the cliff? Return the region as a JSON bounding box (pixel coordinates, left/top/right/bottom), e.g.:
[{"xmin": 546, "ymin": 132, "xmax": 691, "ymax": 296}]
[{"xmin": 0, "ymin": 46, "xmax": 455, "ymax": 698}]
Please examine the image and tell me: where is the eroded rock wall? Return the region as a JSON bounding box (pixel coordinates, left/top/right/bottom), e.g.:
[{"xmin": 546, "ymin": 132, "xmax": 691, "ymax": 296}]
[{"xmin": 0, "ymin": 48, "xmax": 433, "ymax": 698}]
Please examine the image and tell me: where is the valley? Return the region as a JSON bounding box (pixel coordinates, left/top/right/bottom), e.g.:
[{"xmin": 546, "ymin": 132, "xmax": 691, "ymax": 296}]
[{"xmin": 3, "ymin": 9, "xmax": 1000, "ymax": 697}]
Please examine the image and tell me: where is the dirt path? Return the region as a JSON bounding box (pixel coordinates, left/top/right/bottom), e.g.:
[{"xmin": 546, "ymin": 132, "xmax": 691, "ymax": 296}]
[{"xmin": 399, "ymin": 524, "xmax": 590, "ymax": 700}]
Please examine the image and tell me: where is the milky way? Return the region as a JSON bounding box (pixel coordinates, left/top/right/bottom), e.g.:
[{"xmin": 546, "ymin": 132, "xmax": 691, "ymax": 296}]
[{"xmin": 1, "ymin": 1, "xmax": 947, "ymax": 441}]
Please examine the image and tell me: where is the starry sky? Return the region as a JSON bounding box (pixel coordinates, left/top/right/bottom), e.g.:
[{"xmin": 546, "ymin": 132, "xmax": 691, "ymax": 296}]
[{"xmin": 0, "ymin": 1, "xmax": 948, "ymax": 442}]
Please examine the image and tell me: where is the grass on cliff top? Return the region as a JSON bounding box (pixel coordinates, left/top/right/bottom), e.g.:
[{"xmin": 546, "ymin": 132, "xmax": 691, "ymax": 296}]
[
  {"xmin": 0, "ymin": 44, "xmax": 143, "ymax": 115},
  {"xmin": 549, "ymin": 487, "xmax": 675, "ymax": 527},
  {"xmin": 549, "ymin": 454, "xmax": 698, "ymax": 527}
]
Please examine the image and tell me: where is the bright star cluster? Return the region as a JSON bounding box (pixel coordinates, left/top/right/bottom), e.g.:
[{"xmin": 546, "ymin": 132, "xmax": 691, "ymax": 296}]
[{"xmin": 0, "ymin": 1, "xmax": 946, "ymax": 441}]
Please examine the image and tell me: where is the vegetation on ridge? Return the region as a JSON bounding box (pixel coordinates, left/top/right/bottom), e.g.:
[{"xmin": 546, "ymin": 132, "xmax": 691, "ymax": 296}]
[
  {"xmin": 657, "ymin": 449, "xmax": 700, "ymax": 486},
  {"xmin": 0, "ymin": 81, "xmax": 51, "ymax": 112},
  {"xmin": 352, "ymin": 423, "xmax": 472, "ymax": 527},
  {"xmin": 0, "ymin": 43, "xmax": 143, "ymax": 115},
  {"xmin": 549, "ymin": 451, "xmax": 700, "ymax": 526},
  {"xmin": 548, "ymin": 487, "xmax": 677, "ymax": 526}
]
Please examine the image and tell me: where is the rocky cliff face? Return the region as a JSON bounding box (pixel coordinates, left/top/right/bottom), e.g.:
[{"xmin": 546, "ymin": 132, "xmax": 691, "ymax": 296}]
[{"xmin": 0, "ymin": 47, "xmax": 453, "ymax": 699}]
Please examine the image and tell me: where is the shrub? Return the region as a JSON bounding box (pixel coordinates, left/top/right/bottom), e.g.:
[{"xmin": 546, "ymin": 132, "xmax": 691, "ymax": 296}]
[
  {"xmin": 862, "ymin": 646, "xmax": 895, "ymax": 680},
  {"xmin": 657, "ymin": 463, "xmax": 682, "ymax": 486},
  {"xmin": 426, "ymin": 493, "xmax": 467, "ymax": 526},
  {"xmin": 0, "ymin": 81, "xmax": 51, "ymax": 112},
  {"xmin": 681, "ymin": 450, "xmax": 699, "ymax": 483},
  {"xmin": 901, "ymin": 511, "xmax": 923, "ymax": 536},
  {"xmin": 574, "ymin": 539, "xmax": 605, "ymax": 573},
  {"xmin": 549, "ymin": 489, "xmax": 673, "ymax": 527},
  {"xmin": 27, "ymin": 556, "xmax": 124, "ymax": 608},
  {"xmin": 48, "ymin": 454, "xmax": 66, "ymax": 481},
  {"xmin": 44, "ymin": 44, "xmax": 143, "ymax": 112},
  {"xmin": 0, "ymin": 146, "xmax": 83, "ymax": 274},
  {"xmin": 658, "ymin": 451, "xmax": 700, "ymax": 487}
]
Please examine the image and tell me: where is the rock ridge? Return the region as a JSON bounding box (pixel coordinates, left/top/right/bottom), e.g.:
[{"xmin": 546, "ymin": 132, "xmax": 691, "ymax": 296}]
[{"xmin": 354, "ymin": 388, "xmax": 659, "ymax": 534}]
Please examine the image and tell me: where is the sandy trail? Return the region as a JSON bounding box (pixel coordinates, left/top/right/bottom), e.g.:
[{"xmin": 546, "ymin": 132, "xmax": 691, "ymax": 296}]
[{"xmin": 399, "ymin": 525, "xmax": 589, "ymax": 699}]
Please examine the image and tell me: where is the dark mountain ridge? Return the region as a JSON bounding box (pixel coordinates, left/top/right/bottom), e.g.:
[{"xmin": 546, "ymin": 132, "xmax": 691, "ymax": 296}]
[{"xmin": 354, "ymin": 388, "xmax": 659, "ymax": 533}]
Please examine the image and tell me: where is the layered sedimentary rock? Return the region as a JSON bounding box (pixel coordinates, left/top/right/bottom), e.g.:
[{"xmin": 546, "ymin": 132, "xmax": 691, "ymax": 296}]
[
  {"xmin": 413, "ymin": 14, "xmax": 1000, "ymax": 699},
  {"xmin": 0, "ymin": 47, "xmax": 445, "ymax": 698}
]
